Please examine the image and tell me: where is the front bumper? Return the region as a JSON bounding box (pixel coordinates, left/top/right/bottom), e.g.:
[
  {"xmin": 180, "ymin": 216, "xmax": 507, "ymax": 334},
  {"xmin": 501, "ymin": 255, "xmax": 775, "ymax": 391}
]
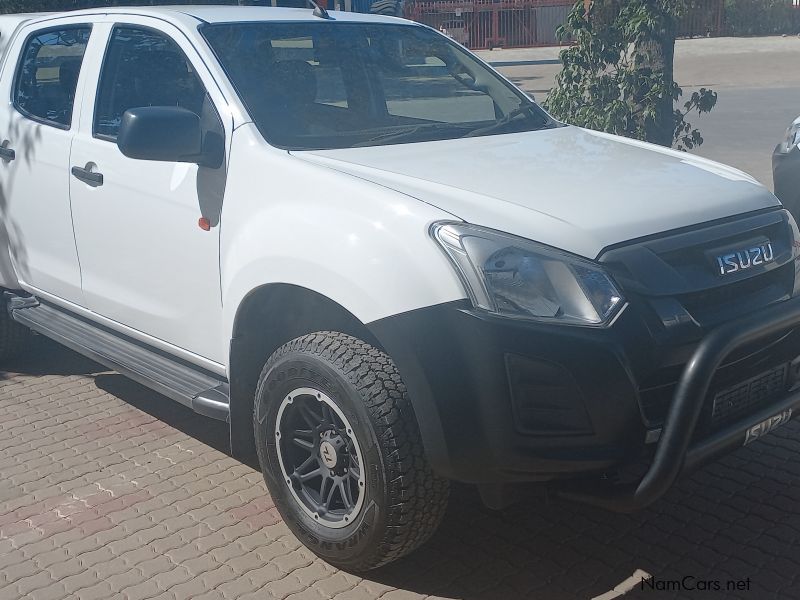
[
  {"xmin": 369, "ymin": 296, "xmax": 800, "ymax": 491},
  {"xmin": 560, "ymin": 294, "xmax": 800, "ymax": 511}
]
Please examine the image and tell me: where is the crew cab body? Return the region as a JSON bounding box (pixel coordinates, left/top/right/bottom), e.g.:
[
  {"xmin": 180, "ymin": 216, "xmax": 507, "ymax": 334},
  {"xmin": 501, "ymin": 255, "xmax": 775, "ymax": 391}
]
[{"xmin": 1, "ymin": 5, "xmax": 799, "ymax": 568}]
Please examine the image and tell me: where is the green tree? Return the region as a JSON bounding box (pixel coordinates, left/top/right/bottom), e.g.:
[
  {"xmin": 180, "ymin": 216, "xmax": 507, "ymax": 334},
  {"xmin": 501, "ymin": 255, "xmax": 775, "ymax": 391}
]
[
  {"xmin": 724, "ymin": 0, "xmax": 798, "ymax": 36},
  {"xmin": 0, "ymin": 1, "xmax": 121, "ymax": 12},
  {"xmin": 544, "ymin": 0, "xmax": 717, "ymax": 150},
  {"xmin": 0, "ymin": 0, "xmax": 70, "ymax": 11}
]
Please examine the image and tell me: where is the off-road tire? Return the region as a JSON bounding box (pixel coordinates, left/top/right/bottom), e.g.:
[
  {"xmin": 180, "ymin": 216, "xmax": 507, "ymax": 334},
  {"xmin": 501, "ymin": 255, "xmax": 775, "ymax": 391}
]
[
  {"xmin": 253, "ymin": 331, "xmax": 449, "ymax": 571},
  {"xmin": 0, "ymin": 300, "xmax": 29, "ymax": 361}
]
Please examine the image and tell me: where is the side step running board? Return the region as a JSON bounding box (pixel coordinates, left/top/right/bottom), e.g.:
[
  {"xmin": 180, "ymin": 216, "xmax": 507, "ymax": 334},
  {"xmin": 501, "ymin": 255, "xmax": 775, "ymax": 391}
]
[{"xmin": 9, "ymin": 298, "xmax": 230, "ymax": 422}]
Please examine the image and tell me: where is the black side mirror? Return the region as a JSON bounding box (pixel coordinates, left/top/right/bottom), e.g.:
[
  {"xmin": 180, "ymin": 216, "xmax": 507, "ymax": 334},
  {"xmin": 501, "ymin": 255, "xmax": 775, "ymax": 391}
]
[{"xmin": 117, "ymin": 106, "xmax": 203, "ymax": 164}]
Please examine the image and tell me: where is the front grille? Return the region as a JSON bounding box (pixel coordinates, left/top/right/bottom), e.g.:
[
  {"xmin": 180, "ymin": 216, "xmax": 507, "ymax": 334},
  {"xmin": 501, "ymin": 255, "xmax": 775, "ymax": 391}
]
[
  {"xmin": 679, "ymin": 263, "xmax": 793, "ymax": 326},
  {"xmin": 710, "ymin": 363, "xmax": 788, "ymax": 427},
  {"xmin": 638, "ymin": 330, "xmax": 800, "ymax": 430},
  {"xmin": 600, "ymin": 209, "xmax": 800, "ymax": 436}
]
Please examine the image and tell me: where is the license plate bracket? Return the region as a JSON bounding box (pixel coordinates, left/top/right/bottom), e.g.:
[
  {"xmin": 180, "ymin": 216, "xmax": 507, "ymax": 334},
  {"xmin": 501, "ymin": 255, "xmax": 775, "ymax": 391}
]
[{"xmin": 711, "ymin": 363, "xmax": 788, "ymax": 427}]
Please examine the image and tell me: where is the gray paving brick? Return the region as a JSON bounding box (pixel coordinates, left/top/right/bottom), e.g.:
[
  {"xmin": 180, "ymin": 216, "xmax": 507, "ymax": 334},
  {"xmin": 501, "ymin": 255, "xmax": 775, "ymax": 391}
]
[
  {"xmin": 105, "ymin": 569, "xmax": 146, "ymax": 593},
  {"xmin": 243, "ymin": 563, "xmax": 284, "ymax": 589},
  {"xmin": 286, "ymin": 589, "xmax": 327, "ymax": 600},
  {"xmin": 199, "ymin": 565, "xmax": 238, "ymax": 590},
  {"xmin": 312, "ymin": 573, "xmax": 358, "ymax": 598},
  {"xmin": 116, "ymin": 579, "xmax": 163, "ymax": 600},
  {"xmin": 332, "ymin": 585, "xmax": 379, "ymax": 600},
  {"xmin": 27, "ymin": 583, "xmax": 71, "ymax": 600},
  {"xmin": 217, "ymin": 577, "xmax": 260, "ymax": 599},
  {"xmin": 10, "ymin": 571, "xmax": 55, "ymax": 597},
  {"xmin": 263, "ymin": 575, "xmax": 307, "ymax": 600},
  {"xmin": 73, "ymin": 581, "xmax": 114, "ymax": 600},
  {"xmin": 169, "ymin": 576, "xmax": 215, "ymax": 599}
]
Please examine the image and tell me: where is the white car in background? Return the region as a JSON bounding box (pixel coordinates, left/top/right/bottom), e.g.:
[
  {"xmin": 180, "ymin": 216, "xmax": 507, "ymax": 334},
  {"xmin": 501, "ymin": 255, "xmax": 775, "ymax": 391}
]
[{"xmin": 773, "ymin": 116, "xmax": 800, "ymax": 221}]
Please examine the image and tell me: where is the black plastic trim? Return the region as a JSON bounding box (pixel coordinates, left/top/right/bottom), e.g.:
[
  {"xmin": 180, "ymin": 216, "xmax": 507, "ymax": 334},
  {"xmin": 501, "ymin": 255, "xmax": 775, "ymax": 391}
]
[
  {"xmin": 71, "ymin": 166, "xmax": 103, "ymax": 186},
  {"xmin": 599, "ymin": 208, "xmax": 796, "ymax": 297},
  {"xmin": 4, "ymin": 292, "xmax": 38, "ymax": 310},
  {"xmin": 367, "ymin": 299, "xmax": 646, "ymax": 482},
  {"xmin": 558, "ymin": 294, "xmax": 800, "ymax": 511},
  {"xmin": 193, "ymin": 384, "xmax": 231, "ymax": 422},
  {"xmin": 597, "ymin": 206, "xmax": 783, "ymax": 258}
]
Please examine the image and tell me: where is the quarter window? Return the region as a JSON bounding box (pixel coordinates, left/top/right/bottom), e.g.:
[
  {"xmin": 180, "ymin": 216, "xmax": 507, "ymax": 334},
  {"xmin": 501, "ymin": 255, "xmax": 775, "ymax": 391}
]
[
  {"xmin": 14, "ymin": 26, "xmax": 91, "ymax": 128},
  {"xmin": 94, "ymin": 27, "xmax": 207, "ymax": 139}
]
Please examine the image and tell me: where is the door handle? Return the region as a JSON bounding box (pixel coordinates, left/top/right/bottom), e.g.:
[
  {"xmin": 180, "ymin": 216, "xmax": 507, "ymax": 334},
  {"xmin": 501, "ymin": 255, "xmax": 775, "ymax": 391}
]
[
  {"xmin": 71, "ymin": 165, "xmax": 103, "ymax": 186},
  {"xmin": 0, "ymin": 145, "xmax": 14, "ymax": 162}
]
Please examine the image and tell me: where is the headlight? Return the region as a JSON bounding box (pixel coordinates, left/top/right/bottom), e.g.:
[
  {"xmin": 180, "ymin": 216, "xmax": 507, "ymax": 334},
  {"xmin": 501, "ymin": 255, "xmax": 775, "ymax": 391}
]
[
  {"xmin": 777, "ymin": 120, "xmax": 800, "ymax": 154},
  {"xmin": 433, "ymin": 223, "xmax": 625, "ymax": 326}
]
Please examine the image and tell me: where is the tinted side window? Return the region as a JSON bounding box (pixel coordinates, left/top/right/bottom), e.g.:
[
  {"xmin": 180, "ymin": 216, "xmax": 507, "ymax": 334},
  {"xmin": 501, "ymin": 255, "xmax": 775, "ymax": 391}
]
[
  {"xmin": 95, "ymin": 27, "xmax": 206, "ymax": 139},
  {"xmin": 14, "ymin": 26, "xmax": 91, "ymax": 128},
  {"xmin": 202, "ymin": 27, "xmax": 351, "ymax": 129}
]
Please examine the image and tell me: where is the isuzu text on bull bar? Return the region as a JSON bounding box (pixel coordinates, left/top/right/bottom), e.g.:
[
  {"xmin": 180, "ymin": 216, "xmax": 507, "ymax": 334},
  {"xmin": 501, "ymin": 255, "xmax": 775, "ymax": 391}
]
[{"xmin": 1, "ymin": 5, "xmax": 800, "ymax": 571}]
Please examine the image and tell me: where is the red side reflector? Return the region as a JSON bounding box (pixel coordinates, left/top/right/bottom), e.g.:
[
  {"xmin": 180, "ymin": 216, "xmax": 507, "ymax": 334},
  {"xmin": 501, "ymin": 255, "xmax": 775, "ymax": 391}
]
[{"xmin": 198, "ymin": 217, "xmax": 211, "ymax": 231}]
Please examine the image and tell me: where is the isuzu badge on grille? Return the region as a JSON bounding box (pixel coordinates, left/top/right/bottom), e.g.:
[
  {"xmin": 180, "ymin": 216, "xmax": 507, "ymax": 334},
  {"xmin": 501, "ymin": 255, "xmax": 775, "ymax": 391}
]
[{"xmin": 715, "ymin": 241, "xmax": 774, "ymax": 276}]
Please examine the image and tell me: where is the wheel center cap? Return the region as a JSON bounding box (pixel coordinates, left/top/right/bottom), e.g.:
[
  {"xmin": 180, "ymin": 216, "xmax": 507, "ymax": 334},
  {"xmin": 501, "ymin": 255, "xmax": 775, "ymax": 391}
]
[{"xmin": 319, "ymin": 440, "xmax": 338, "ymax": 469}]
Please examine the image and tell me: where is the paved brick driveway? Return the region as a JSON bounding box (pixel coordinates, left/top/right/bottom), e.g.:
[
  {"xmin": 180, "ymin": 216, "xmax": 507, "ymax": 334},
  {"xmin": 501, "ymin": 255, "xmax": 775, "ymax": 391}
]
[{"xmin": 2, "ymin": 338, "xmax": 800, "ymax": 600}]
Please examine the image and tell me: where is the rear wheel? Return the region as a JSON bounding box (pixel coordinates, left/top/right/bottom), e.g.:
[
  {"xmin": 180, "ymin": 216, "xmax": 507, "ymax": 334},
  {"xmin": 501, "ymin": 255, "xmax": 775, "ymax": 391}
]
[
  {"xmin": 0, "ymin": 298, "xmax": 29, "ymax": 361},
  {"xmin": 254, "ymin": 331, "xmax": 449, "ymax": 571}
]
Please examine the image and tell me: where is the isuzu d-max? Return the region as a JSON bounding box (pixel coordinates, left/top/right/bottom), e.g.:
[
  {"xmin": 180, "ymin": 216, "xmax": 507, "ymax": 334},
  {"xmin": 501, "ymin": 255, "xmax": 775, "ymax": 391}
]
[{"xmin": 2, "ymin": 6, "xmax": 799, "ymax": 571}]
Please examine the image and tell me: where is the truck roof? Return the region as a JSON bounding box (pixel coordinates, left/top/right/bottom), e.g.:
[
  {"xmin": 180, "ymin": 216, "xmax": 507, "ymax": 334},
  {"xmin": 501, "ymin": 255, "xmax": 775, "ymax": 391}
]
[{"xmin": 17, "ymin": 5, "xmax": 406, "ymax": 27}]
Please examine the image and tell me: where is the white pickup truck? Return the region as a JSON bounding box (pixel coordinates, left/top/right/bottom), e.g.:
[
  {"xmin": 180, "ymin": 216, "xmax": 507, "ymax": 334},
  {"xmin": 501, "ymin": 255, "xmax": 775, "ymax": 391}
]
[{"xmin": 2, "ymin": 5, "xmax": 800, "ymax": 571}]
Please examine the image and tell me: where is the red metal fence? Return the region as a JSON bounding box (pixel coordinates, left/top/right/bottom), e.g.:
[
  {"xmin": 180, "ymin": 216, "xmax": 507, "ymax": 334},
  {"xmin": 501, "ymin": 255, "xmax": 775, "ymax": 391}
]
[
  {"xmin": 404, "ymin": 0, "xmax": 574, "ymax": 50},
  {"xmin": 404, "ymin": 0, "xmax": 727, "ymax": 50}
]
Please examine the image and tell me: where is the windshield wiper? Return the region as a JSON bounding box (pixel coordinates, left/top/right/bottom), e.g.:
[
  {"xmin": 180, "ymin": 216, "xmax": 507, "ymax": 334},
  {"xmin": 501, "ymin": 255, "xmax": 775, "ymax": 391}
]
[
  {"xmin": 462, "ymin": 104, "xmax": 547, "ymax": 138},
  {"xmin": 351, "ymin": 123, "xmax": 473, "ymax": 148}
]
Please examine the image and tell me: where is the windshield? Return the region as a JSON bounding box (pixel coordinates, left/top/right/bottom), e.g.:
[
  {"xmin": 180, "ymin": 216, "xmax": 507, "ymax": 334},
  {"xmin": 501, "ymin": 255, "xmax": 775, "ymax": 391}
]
[{"xmin": 201, "ymin": 21, "xmax": 553, "ymax": 150}]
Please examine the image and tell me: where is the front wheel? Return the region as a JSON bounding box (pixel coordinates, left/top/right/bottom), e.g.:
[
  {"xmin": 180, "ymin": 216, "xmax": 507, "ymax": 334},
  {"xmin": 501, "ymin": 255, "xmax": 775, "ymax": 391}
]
[{"xmin": 253, "ymin": 331, "xmax": 449, "ymax": 571}]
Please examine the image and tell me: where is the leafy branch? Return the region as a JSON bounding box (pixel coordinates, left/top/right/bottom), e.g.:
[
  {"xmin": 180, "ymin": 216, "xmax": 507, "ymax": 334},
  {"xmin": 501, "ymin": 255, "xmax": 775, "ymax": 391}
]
[{"xmin": 543, "ymin": 0, "xmax": 717, "ymax": 151}]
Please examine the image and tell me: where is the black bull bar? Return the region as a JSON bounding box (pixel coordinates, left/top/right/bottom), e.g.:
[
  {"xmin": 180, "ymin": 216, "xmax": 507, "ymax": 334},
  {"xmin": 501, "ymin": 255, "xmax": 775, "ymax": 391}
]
[{"xmin": 560, "ymin": 295, "xmax": 800, "ymax": 512}]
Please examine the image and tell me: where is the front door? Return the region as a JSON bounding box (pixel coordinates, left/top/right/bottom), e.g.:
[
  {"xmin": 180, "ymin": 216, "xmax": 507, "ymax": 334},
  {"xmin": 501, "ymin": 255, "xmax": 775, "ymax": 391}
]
[
  {"xmin": 0, "ymin": 22, "xmax": 92, "ymax": 302},
  {"xmin": 69, "ymin": 20, "xmax": 229, "ymax": 365}
]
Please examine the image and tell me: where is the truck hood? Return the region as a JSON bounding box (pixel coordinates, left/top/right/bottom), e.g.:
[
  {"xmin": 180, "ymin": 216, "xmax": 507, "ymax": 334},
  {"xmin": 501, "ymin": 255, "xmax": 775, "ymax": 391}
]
[{"xmin": 294, "ymin": 126, "xmax": 779, "ymax": 259}]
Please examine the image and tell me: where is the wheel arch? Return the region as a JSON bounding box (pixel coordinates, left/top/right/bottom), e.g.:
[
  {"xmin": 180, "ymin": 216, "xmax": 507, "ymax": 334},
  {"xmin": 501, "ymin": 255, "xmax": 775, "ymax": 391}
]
[{"xmin": 227, "ymin": 282, "xmax": 384, "ymax": 465}]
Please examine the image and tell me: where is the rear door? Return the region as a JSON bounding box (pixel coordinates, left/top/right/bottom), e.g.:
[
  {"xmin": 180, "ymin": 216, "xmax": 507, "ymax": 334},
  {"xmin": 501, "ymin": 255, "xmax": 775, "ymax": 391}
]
[
  {"xmin": 69, "ymin": 18, "xmax": 230, "ymax": 366},
  {"xmin": 0, "ymin": 19, "xmax": 93, "ymax": 302}
]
